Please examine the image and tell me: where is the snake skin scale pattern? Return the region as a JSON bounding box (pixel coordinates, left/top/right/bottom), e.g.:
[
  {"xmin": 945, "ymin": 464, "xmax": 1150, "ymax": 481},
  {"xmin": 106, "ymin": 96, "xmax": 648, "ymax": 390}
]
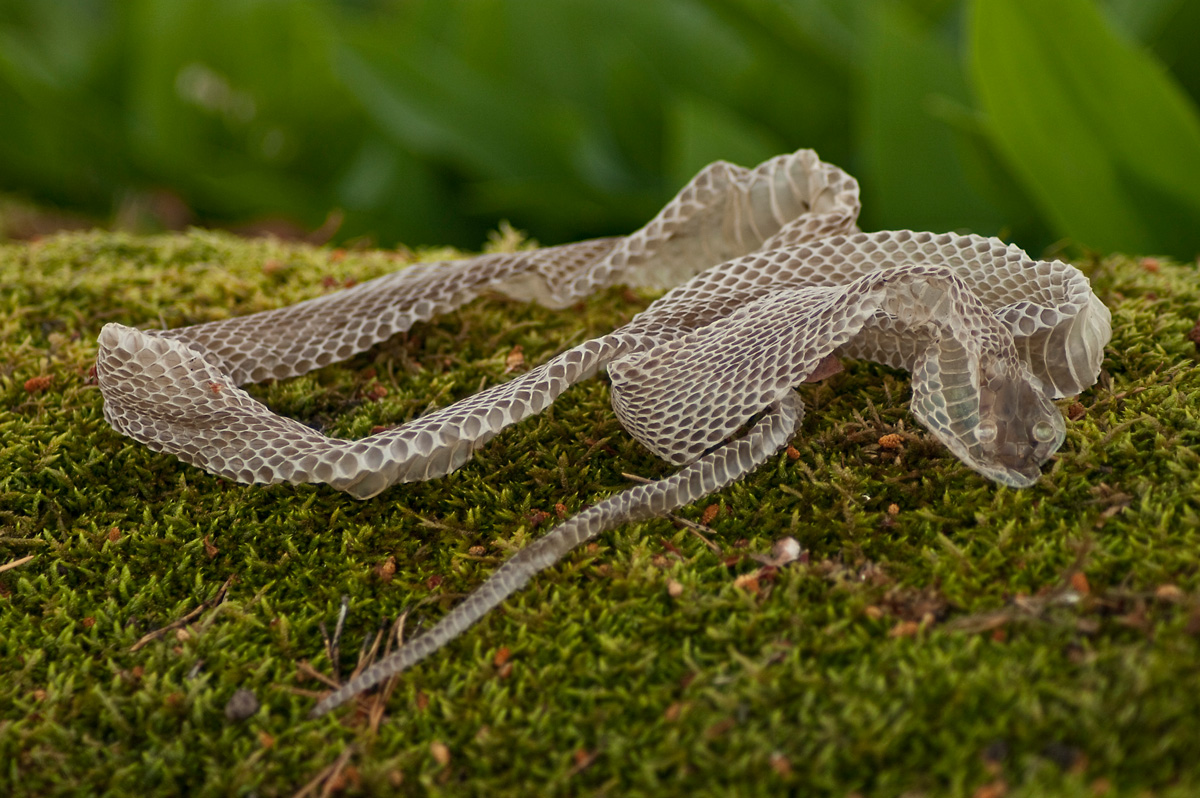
[{"xmin": 94, "ymin": 150, "xmax": 1112, "ymax": 716}]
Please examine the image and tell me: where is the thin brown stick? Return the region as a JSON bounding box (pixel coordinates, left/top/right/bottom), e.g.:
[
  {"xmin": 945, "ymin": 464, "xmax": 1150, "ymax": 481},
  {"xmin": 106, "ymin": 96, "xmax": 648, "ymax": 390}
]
[
  {"xmin": 350, "ymin": 619, "xmax": 388, "ymax": 682},
  {"xmin": 129, "ymin": 575, "xmax": 234, "ymax": 652},
  {"xmin": 319, "ymin": 747, "xmax": 356, "ymax": 798},
  {"xmin": 0, "ymin": 555, "xmax": 35, "ymax": 573},
  {"xmin": 567, "ymin": 748, "xmax": 600, "ymax": 777},
  {"xmin": 329, "ymin": 596, "xmax": 350, "ymax": 681},
  {"xmin": 290, "ymin": 746, "xmax": 355, "ymax": 798},
  {"xmin": 317, "ymin": 622, "xmax": 333, "ymax": 676},
  {"xmin": 368, "ymin": 611, "xmax": 410, "ymax": 734},
  {"xmin": 945, "ymin": 538, "xmax": 1095, "ymax": 634},
  {"xmin": 621, "ymin": 472, "xmax": 723, "ymax": 553},
  {"xmin": 667, "ymin": 514, "xmax": 723, "ymax": 555},
  {"xmin": 297, "ymin": 660, "xmax": 342, "ymax": 690}
]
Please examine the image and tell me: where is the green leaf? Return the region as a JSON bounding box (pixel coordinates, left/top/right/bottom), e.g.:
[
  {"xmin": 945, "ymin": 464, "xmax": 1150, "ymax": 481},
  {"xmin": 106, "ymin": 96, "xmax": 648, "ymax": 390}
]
[
  {"xmin": 1099, "ymin": 0, "xmax": 1183, "ymax": 40},
  {"xmin": 924, "ymin": 96, "xmax": 1055, "ymax": 250},
  {"xmin": 1106, "ymin": 0, "xmax": 1200, "ymax": 109},
  {"xmin": 665, "ymin": 95, "xmax": 786, "ymax": 190},
  {"xmin": 857, "ymin": 2, "xmax": 1003, "ymax": 235},
  {"xmin": 970, "ymin": 0, "xmax": 1200, "ymax": 258},
  {"xmin": 0, "ymin": 0, "xmax": 127, "ymax": 207}
]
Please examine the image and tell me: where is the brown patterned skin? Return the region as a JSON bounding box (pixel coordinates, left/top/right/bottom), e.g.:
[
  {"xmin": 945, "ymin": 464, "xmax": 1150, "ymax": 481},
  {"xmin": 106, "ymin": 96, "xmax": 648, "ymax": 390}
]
[{"xmin": 94, "ymin": 150, "xmax": 1111, "ymax": 717}]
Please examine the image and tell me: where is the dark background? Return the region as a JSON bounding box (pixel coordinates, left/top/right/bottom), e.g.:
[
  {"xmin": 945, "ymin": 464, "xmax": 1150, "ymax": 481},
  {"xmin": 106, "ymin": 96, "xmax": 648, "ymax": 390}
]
[{"xmin": 2, "ymin": 0, "xmax": 1199, "ymax": 258}]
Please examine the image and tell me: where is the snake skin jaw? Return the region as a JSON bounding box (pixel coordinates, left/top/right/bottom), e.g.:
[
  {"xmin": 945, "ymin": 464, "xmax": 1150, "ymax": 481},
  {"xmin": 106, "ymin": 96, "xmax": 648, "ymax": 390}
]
[{"xmin": 968, "ymin": 363, "xmax": 1066, "ymax": 487}]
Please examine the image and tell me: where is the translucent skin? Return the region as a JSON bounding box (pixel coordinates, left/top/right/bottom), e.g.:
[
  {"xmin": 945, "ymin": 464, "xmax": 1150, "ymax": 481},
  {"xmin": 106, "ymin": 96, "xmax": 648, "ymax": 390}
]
[
  {"xmin": 94, "ymin": 150, "xmax": 1112, "ymax": 716},
  {"xmin": 969, "ymin": 360, "xmax": 1066, "ymax": 486}
]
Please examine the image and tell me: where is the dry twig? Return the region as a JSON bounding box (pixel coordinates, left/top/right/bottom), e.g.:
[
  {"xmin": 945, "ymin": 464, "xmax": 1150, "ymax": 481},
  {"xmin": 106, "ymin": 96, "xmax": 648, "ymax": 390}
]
[
  {"xmin": 0, "ymin": 555, "xmax": 35, "ymax": 574},
  {"xmin": 129, "ymin": 575, "xmax": 234, "ymax": 652}
]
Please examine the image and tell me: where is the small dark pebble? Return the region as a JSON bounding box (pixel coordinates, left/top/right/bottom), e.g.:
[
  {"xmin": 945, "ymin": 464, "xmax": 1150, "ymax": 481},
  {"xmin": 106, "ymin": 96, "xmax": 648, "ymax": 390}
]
[
  {"xmin": 982, "ymin": 739, "xmax": 1009, "ymax": 764},
  {"xmin": 224, "ymin": 688, "xmax": 260, "ymax": 721},
  {"xmin": 1187, "ymin": 318, "xmax": 1200, "ymax": 353},
  {"xmin": 1041, "ymin": 741, "xmax": 1082, "ymax": 770}
]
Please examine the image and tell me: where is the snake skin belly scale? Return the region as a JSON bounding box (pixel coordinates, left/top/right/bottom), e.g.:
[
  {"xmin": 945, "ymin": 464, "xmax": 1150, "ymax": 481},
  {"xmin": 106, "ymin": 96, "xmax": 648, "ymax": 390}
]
[{"xmin": 94, "ymin": 149, "xmax": 1112, "ymax": 717}]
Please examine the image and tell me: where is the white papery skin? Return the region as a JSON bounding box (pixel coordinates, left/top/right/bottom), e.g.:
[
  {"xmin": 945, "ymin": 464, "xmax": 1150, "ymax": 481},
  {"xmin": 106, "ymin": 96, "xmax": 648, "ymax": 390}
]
[{"xmin": 94, "ymin": 149, "xmax": 1112, "ymax": 717}]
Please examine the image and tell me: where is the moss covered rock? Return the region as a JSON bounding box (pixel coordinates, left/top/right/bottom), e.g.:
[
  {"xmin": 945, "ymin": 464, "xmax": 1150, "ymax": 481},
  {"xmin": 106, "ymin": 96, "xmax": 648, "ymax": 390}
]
[{"xmin": 2, "ymin": 231, "xmax": 1199, "ymax": 796}]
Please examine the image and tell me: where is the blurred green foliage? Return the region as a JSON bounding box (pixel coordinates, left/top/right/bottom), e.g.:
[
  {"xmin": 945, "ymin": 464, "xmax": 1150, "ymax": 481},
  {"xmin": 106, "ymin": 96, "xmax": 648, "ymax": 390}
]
[{"xmin": 1, "ymin": 0, "xmax": 1199, "ymax": 257}]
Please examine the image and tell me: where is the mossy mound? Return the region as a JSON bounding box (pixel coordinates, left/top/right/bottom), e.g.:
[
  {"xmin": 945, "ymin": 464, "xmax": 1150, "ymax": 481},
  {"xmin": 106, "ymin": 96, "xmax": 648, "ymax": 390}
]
[{"xmin": 2, "ymin": 230, "xmax": 1199, "ymax": 797}]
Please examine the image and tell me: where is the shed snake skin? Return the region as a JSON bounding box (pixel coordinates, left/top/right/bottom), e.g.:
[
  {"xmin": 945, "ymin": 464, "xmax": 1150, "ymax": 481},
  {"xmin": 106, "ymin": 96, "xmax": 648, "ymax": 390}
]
[{"xmin": 94, "ymin": 150, "xmax": 1112, "ymax": 716}]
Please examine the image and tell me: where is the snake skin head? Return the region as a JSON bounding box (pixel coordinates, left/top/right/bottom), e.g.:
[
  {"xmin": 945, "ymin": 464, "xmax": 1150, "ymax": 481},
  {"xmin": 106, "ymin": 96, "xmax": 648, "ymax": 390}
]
[{"xmin": 969, "ymin": 361, "xmax": 1065, "ymax": 488}]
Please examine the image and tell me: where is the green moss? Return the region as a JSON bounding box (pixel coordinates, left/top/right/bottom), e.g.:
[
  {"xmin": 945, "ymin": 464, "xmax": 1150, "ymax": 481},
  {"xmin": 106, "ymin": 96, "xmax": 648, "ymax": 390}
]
[{"xmin": 2, "ymin": 230, "xmax": 1199, "ymax": 797}]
